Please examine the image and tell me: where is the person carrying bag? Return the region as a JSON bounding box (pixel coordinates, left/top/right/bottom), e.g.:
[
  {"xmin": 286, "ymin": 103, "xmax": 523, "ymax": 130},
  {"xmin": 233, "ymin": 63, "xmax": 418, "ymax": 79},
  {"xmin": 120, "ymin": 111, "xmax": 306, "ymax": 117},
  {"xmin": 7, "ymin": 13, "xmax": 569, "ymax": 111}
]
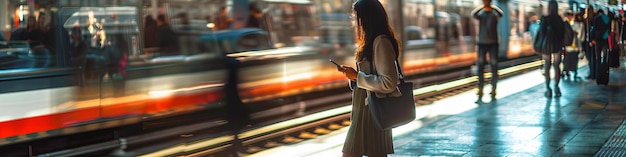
[
  {"xmin": 335, "ymin": 0, "xmax": 415, "ymax": 156},
  {"xmin": 534, "ymin": 1, "xmax": 565, "ymax": 97},
  {"xmin": 533, "ymin": 16, "xmax": 560, "ymax": 55}
]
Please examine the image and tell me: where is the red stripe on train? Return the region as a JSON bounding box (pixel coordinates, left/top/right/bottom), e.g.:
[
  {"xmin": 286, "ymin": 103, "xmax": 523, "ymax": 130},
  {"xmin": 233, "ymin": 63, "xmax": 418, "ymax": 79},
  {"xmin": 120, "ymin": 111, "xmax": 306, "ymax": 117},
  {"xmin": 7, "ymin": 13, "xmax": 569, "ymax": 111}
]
[{"xmin": 0, "ymin": 91, "xmax": 222, "ymax": 139}]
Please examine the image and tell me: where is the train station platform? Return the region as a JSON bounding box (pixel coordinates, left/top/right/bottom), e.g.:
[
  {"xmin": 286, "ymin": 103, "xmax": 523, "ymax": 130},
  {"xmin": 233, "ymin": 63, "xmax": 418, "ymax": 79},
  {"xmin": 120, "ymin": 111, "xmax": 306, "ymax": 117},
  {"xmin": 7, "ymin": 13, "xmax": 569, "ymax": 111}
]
[{"xmin": 250, "ymin": 63, "xmax": 626, "ymax": 157}]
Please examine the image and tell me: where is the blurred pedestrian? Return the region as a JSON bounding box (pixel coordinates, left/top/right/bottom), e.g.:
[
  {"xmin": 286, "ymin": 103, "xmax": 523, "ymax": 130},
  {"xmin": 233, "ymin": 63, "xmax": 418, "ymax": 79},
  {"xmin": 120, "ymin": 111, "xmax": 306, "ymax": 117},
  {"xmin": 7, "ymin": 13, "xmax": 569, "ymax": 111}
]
[
  {"xmin": 590, "ymin": 9, "xmax": 611, "ymax": 83},
  {"xmin": 245, "ymin": 2, "xmax": 265, "ymax": 29},
  {"xmin": 155, "ymin": 14, "xmax": 179, "ymax": 54},
  {"xmin": 177, "ymin": 12, "xmax": 191, "ymax": 31},
  {"xmin": 69, "ymin": 27, "xmax": 88, "ymax": 85},
  {"xmin": 11, "ymin": 16, "xmax": 38, "ymax": 41},
  {"xmin": 36, "ymin": 13, "xmax": 51, "ymax": 45},
  {"xmin": 144, "ymin": 15, "xmax": 158, "ymax": 48},
  {"xmin": 335, "ymin": 0, "xmax": 401, "ymax": 156},
  {"xmin": 70, "ymin": 27, "xmax": 87, "ymax": 66},
  {"xmin": 223, "ymin": 55, "xmax": 251, "ymax": 157},
  {"xmin": 562, "ymin": 11, "xmax": 585, "ymax": 80},
  {"xmin": 528, "ymin": 15, "xmax": 547, "ymax": 77},
  {"xmin": 583, "ymin": 6, "xmax": 596, "ymax": 80},
  {"xmin": 471, "ymin": 0, "xmax": 503, "ymax": 102},
  {"xmin": 538, "ymin": 0, "xmax": 565, "ymax": 97},
  {"xmin": 214, "ymin": 6, "xmax": 231, "ymax": 30},
  {"xmin": 575, "ymin": 11, "xmax": 586, "ymax": 53},
  {"xmin": 528, "ymin": 15, "xmax": 540, "ymax": 40}
]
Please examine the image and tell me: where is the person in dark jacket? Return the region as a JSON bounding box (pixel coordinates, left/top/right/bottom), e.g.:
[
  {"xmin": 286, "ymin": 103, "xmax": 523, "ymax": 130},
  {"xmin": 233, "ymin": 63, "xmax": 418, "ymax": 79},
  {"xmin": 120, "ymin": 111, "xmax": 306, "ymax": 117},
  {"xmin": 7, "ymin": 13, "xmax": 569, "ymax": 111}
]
[
  {"xmin": 471, "ymin": 0, "xmax": 503, "ymax": 102},
  {"xmin": 69, "ymin": 27, "xmax": 88, "ymax": 85},
  {"xmin": 36, "ymin": 13, "xmax": 50, "ymax": 45},
  {"xmin": 590, "ymin": 9, "xmax": 610, "ymax": 80},
  {"xmin": 223, "ymin": 55, "xmax": 250, "ymax": 157},
  {"xmin": 155, "ymin": 14, "xmax": 179, "ymax": 54},
  {"xmin": 245, "ymin": 2, "xmax": 265, "ymax": 29},
  {"xmin": 143, "ymin": 16, "xmax": 158, "ymax": 48},
  {"xmin": 70, "ymin": 27, "xmax": 88, "ymax": 66},
  {"xmin": 11, "ymin": 16, "xmax": 38, "ymax": 41},
  {"xmin": 539, "ymin": 0, "xmax": 565, "ymax": 97}
]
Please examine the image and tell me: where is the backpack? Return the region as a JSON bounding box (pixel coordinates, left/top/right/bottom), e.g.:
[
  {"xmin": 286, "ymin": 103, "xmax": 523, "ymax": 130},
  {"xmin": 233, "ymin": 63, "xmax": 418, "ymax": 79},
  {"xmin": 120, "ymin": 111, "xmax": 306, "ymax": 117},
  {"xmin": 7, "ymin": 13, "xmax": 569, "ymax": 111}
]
[
  {"xmin": 563, "ymin": 21, "xmax": 575, "ymax": 46},
  {"xmin": 534, "ymin": 16, "xmax": 559, "ymax": 54}
]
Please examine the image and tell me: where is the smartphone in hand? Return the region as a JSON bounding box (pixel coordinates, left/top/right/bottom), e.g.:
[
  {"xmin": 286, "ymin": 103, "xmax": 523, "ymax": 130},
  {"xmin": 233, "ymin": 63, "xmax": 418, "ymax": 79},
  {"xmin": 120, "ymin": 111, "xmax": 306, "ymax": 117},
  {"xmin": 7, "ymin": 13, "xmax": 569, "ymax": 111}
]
[{"xmin": 328, "ymin": 58, "xmax": 341, "ymax": 70}]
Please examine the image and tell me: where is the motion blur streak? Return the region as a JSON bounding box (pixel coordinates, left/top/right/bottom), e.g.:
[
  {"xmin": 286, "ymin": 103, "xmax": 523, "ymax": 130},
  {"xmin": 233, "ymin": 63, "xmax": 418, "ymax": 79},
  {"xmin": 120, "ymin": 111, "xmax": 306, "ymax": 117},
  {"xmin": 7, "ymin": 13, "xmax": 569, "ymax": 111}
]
[{"xmin": 148, "ymin": 83, "xmax": 224, "ymax": 98}]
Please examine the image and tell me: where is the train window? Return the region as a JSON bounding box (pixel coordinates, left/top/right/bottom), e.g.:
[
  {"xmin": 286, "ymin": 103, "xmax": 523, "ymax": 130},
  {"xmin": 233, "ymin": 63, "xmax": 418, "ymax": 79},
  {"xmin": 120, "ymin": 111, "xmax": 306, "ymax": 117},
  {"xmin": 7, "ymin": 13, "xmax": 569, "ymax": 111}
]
[
  {"xmin": 1, "ymin": 0, "xmax": 144, "ymax": 71},
  {"xmin": 262, "ymin": 2, "xmax": 316, "ymax": 47},
  {"xmin": 141, "ymin": 0, "xmax": 223, "ymax": 56},
  {"xmin": 237, "ymin": 34, "xmax": 271, "ymax": 52},
  {"xmin": 54, "ymin": 6, "xmax": 136, "ymax": 75}
]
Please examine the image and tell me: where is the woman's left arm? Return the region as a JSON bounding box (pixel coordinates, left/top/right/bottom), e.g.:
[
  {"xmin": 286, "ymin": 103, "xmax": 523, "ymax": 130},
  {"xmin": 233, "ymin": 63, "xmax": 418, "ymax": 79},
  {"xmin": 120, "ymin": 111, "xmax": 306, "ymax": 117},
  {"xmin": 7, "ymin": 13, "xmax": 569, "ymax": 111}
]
[{"xmin": 356, "ymin": 36, "xmax": 399, "ymax": 93}]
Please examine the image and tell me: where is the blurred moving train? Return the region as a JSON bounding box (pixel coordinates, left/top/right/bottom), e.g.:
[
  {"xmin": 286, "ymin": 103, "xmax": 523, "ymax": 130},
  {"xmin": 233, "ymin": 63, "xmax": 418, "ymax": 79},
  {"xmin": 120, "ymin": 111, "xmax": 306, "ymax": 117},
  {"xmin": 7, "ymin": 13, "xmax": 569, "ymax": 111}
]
[{"xmin": 0, "ymin": 0, "xmax": 565, "ymax": 155}]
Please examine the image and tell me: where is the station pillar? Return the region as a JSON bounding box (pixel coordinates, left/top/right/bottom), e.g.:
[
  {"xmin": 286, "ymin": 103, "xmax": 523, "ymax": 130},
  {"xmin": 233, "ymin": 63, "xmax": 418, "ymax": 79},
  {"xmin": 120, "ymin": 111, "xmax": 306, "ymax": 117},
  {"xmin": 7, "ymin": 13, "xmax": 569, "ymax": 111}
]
[{"xmin": 497, "ymin": 0, "xmax": 510, "ymax": 59}]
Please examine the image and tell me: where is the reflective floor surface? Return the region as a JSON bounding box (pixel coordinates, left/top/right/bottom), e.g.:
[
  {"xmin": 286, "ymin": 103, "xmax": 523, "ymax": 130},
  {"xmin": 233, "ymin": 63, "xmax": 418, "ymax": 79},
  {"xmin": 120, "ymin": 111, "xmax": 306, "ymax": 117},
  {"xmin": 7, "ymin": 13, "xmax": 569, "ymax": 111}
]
[{"xmin": 250, "ymin": 64, "xmax": 626, "ymax": 157}]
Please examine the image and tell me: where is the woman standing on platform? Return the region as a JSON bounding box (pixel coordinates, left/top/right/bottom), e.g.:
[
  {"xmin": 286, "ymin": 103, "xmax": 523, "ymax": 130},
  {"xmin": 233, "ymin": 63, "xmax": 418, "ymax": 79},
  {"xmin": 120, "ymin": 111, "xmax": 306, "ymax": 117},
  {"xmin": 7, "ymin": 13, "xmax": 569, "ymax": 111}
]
[
  {"xmin": 539, "ymin": 0, "xmax": 565, "ymax": 97},
  {"xmin": 336, "ymin": 0, "xmax": 401, "ymax": 156}
]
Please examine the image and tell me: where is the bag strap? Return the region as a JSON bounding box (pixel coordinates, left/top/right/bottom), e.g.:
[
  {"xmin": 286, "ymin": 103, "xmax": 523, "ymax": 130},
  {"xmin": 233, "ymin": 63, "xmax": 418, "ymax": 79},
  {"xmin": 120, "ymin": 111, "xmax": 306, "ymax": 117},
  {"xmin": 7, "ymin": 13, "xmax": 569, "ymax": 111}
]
[
  {"xmin": 368, "ymin": 36, "xmax": 405, "ymax": 82},
  {"xmin": 368, "ymin": 56, "xmax": 405, "ymax": 82},
  {"xmin": 368, "ymin": 53, "xmax": 404, "ymax": 97}
]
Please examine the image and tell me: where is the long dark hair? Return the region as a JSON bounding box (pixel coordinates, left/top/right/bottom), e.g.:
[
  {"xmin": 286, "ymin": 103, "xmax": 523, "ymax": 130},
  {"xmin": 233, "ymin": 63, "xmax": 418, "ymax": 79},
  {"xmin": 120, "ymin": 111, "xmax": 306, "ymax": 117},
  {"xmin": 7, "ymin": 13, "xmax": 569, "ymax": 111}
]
[
  {"xmin": 548, "ymin": 0, "xmax": 558, "ymax": 16},
  {"xmin": 352, "ymin": 0, "xmax": 400, "ymax": 61}
]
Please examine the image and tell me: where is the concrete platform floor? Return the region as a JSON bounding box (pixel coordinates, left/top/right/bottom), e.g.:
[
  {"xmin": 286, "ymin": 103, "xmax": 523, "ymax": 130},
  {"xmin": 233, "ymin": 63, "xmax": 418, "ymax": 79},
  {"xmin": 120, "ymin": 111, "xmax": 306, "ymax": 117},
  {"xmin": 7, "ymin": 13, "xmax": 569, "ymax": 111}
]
[{"xmin": 250, "ymin": 64, "xmax": 626, "ymax": 157}]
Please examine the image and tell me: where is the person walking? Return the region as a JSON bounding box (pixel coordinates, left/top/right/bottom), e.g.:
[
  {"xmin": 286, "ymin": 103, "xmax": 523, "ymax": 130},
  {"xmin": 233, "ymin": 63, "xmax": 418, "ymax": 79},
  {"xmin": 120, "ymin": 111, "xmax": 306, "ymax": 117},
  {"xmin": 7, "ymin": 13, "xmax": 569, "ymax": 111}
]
[
  {"xmin": 245, "ymin": 3, "xmax": 265, "ymax": 29},
  {"xmin": 470, "ymin": 0, "xmax": 503, "ymax": 102},
  {"xmin": 538, "ymin": 0, "xmax": 565, "ymax": 97},
  {"xmin": 335, "ymin": 0, "xmax": 401, "ymax": 156},
  {"xmin": 214, "ymin": 6, "xmax": 231, "ymax": 30},
  {"xmin": 575, "ymin": 11, "xmax": 586, "ymax": 56},
  {"xmin": 528, "ymin": 15, "xmax": 541, "ymax": 40},
  {"xmin": 590, "ymin": 9, "xmax": 611, "ymax": 83},
  {"xmin": 223, "ymin": 56, "xmax": 251, "ymax": 157},
  {"xmin": 155, "ymin": 14, "xmax": 179, "ymax": 54},
  {"xmin": 69, "ymin": 27, "xmax": 88, "ymax": 85},
  {"xmin": 562, "ymin": 11, "xmax": 583, "ymax": 80},
  {"xmin": 143, "ymin": 16, "xmax": 158, "ymax": 48},
  {"xmin": 583, "ymin": 6, "xmax": 596, "ymax": 80},
  {"xmin": 13, "ymin": 16, "xmax": 39, "ymax": 41}
]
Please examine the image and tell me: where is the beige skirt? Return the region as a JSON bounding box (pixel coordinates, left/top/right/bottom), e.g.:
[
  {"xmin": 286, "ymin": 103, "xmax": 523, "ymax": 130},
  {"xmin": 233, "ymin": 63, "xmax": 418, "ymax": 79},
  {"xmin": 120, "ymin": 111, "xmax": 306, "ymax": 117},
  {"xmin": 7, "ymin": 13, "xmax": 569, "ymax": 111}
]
[{"xmin": 342, "ymin": 87, "xmax": 394, "ymax": 156}]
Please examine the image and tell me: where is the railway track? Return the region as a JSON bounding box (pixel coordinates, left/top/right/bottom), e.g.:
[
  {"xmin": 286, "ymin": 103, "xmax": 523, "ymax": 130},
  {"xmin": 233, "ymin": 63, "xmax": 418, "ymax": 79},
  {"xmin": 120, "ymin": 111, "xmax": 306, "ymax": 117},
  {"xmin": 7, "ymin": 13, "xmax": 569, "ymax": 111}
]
[{"xmin": 136, "ymin": 58, "xmax": 543, "ymax": 157}]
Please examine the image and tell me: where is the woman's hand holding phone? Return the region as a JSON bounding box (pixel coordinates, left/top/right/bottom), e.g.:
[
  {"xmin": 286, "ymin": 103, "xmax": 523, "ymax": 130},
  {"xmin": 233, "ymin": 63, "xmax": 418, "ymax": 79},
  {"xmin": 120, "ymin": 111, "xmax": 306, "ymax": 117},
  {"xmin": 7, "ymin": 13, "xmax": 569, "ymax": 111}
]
[
  {"xmin": 330, "ymin": 58, "xmax": 357, "ymax": 81},
  {"xmin": 341, "ymin": 65, "xmax": 358, "ymax": 81}
]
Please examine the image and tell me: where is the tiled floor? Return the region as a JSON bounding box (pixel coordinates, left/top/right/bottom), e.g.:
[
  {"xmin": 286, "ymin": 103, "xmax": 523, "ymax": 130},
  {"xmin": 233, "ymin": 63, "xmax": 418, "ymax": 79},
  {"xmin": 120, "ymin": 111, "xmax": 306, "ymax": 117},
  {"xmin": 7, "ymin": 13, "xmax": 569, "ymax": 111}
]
[{"xmin": 392, "ymin": 66, "xmax": 626, "ymax": 157}]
